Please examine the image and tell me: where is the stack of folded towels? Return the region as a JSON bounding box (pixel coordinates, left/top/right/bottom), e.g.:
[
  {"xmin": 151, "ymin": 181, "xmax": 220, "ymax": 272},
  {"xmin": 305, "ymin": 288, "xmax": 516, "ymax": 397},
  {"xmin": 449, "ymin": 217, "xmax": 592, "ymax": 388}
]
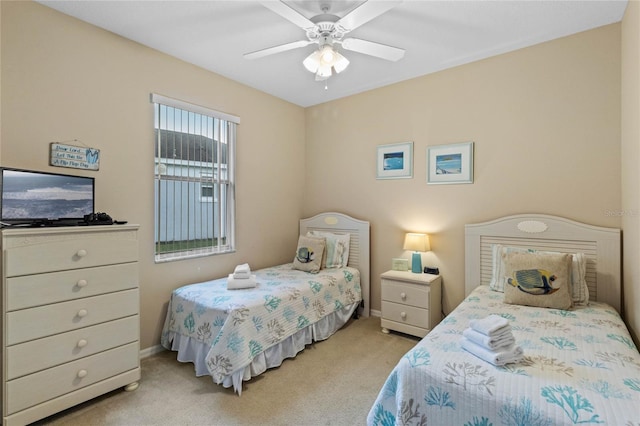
[
  {"xmin": 461, "ymin": 314, "xmax": 523, "ymax": 366},
  {"xmin": 227, "ymin": 263, "xmax": 257, "ymax": 290}
]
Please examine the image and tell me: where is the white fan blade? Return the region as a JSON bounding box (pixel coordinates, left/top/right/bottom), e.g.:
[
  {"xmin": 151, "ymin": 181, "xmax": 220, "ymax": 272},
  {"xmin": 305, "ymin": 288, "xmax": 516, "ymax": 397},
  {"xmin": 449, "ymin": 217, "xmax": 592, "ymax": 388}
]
[
  {"xmin": 341, "ymin": 38, "xmax": 405, "ymax": 61},
  {"xmin": 337, "ymin": 0, "xmax": 402, "ymax": 32},
  {"xmin": 244, "ymin": 40, "xmax": 313, "ymax": 60},
  {"xmin": 261, "ymin": 1, "xmax": 315, "ymax": 30}
]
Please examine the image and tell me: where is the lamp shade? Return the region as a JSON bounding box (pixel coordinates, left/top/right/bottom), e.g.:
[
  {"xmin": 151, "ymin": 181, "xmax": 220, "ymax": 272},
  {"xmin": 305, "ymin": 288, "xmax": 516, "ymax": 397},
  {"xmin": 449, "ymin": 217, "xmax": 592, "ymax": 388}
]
[
  {"xmin": 303, "ymin": 50, "xmax": 322, "ymax": 73},
  {"xmin": 332, "ymin": 52, "xmax": 349, "ymax": 73},
  {"xmin": 403, "ymin": 233, "xmax": 430, "ymax": 252},
  {"xmin": 404, "ymin": 233, "xmax": 429, "ymax": 273}
]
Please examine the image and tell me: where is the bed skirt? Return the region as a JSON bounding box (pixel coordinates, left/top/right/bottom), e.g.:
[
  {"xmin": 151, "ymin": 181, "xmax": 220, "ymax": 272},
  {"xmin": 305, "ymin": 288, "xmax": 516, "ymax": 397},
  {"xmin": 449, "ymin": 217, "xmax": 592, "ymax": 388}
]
[{"xmin": 163, "ymin": 302, "xmax": 359, "ymax": 394}]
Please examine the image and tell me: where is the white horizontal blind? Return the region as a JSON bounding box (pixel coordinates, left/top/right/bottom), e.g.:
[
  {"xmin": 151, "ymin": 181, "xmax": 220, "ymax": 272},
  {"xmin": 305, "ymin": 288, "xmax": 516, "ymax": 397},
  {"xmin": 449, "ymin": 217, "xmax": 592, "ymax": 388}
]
[
  {"xmin": 151, "ymin": 93, "xmax": 240, "ymax": 124},
  {"xmin": 153, "ymin": 94, "xmax": 237, "ymax": 262}
]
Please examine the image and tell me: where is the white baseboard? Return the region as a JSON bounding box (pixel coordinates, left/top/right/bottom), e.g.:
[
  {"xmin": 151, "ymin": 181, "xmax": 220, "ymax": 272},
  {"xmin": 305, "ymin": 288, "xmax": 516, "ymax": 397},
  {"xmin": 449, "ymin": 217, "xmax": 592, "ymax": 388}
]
[
  {"xmin": 370, "ymin": 309, "xmax": 381, "ymax": 317},
  {"xmin": 140, "ymin": 344, "xmax": 165, "ymax": 359}
]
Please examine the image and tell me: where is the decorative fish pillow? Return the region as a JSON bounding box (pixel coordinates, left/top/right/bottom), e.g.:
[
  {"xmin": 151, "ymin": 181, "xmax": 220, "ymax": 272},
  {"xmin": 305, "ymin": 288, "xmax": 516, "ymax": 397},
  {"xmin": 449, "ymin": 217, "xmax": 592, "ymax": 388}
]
[
  {"xmin": 488, "ymin": 244, "xmax": 589, "ymax": 305},
  {"xmin": 503, "ymin": 251, "xmax": 573, "ymax": 309},
  {"xmin": 292, "ymin": 235, "xmax": 325, "ymax": 274}
]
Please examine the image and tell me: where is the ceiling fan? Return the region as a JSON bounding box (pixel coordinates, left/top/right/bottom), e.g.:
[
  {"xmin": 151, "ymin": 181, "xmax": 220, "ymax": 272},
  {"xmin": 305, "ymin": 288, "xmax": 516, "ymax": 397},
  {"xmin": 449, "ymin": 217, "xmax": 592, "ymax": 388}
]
[{"xmin": 244, "ymin": 1, "xmax": 405, "ymax": 82}]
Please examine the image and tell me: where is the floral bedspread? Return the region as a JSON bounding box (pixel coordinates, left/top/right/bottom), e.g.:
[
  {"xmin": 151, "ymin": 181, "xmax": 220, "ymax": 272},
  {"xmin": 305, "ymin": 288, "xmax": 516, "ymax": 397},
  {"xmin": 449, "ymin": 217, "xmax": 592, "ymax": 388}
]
[
  {"xmin": 368, "ymin": 285, "xmax": 640, "ymax": 426},
  {"xmin": 161, "ymin": 264, "xmax": 360, "ymax": 383}
]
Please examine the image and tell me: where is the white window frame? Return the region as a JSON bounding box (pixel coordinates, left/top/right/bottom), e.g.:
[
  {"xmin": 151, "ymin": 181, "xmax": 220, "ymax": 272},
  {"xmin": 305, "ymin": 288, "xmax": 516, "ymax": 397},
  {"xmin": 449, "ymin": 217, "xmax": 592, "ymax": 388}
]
[{"xmin": 152, "ymin": 93, "xmax": 239, "ymax": 262}]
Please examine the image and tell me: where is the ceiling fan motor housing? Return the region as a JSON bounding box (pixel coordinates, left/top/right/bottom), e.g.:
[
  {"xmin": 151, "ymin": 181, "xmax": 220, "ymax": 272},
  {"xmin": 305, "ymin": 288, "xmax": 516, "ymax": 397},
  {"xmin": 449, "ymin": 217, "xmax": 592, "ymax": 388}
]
[{"xmin": 306, "ymin": 19, "xmax": 346, "ymax": 45}]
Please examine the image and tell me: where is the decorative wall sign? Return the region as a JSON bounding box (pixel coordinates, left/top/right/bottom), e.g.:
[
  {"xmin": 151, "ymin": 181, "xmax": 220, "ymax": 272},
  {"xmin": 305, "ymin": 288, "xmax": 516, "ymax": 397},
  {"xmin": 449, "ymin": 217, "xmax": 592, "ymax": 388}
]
[{"xmin": 50, "ymin": 143, "xmax": 100, "ymax": 171}]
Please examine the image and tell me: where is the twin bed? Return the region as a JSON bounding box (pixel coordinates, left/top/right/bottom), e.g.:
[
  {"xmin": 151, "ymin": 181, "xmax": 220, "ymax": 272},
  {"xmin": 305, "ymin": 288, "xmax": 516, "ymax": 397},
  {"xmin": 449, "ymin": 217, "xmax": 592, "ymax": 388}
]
[
  {"xmin": 368, "ymin": 214, "xmax": 640, "ymax": 425},
  {"xmin": 160, "ymin": 211, "xmax": 639, "ymax": 424},
  {"xmin": 160, "ymin": 212, "xmax": 370, "ymax": 394}
]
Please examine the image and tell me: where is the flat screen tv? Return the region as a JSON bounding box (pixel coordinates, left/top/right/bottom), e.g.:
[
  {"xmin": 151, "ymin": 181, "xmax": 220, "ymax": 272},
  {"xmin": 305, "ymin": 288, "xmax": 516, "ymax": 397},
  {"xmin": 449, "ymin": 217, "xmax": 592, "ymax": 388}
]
[{"xmin": 0, "ymin": 167, "xmax": 94, "ymax": 226}]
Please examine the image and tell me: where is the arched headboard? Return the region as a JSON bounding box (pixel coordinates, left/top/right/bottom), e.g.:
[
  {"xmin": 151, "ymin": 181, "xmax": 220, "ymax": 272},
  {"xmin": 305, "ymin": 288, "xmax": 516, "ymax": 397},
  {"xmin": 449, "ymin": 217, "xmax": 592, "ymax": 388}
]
[
  {"xmin": 465, "ymin": 214, "xmax": 621, "ymax": 312},
  {"xmin": 300, "ymin": 212, "xmax": 370, "ymax": 317}
]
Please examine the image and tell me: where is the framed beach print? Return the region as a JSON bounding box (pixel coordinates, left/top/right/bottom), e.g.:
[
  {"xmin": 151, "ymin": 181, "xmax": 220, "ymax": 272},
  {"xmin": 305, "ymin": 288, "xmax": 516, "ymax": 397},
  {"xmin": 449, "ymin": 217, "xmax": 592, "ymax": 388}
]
[
  {"xmin": 427, "ymin": 142, "xmax": 474, "ymax": 184},
  {"xmin": 376, "ymin": 142, "xmax": 413, "ymax": 179}
]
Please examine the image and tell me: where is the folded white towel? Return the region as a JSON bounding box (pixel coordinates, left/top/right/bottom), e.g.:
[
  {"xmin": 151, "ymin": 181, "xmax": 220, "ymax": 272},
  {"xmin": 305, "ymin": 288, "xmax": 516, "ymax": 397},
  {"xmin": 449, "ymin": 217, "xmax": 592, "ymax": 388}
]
[
  {"xmin": 233, "ymin": 263, "xmax": 251, "ymax": 279},
  {"xmin": 227, "ymin": 274, "xmax": 257, "ymax": 290},
  {"xmin": 469, "ymin": 315, "xmax": 510, "ymax": 337},
  {"xmin": 463, "ymin": 327, "xmax": 515, "ymax": 350},
  {"xmin": 461, "ymin": 337, "xmax": 523, "ymax": 366}
]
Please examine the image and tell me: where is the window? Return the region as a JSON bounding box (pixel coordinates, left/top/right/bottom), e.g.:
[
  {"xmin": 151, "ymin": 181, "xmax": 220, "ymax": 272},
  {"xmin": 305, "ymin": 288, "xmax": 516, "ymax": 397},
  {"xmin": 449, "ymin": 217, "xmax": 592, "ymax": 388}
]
[{"xmin": 152, "ymin": 94, "xmax": 239, "ymax": 262}]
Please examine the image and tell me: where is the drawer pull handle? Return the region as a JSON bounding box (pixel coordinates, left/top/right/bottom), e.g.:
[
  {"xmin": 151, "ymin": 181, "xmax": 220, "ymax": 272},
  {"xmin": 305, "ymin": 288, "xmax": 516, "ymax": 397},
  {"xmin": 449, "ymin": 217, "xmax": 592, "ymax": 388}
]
[
  {"xmin": 77, "ymin": 279, "xmax": 88, "ymax": 288},
  {"xmin": 77, "ymin": 309, "xmax": 88, "ymax": 318},
  {"xmin": 400, "ymin": 292, "xmax": 406, "ymax": 300},
  {"xmin": 77, "ymin": 339, "xmax": 88, "ymax": 348},
  {"xmin": 76, "ymin": 249, "xmax": 88, "ymax": 258},
  {"xmin": 77, "ymin": 369, "xmax": 88, "ymax": 379},
  {"xmin": 401, "ymin": 312, "xmax": 407, "ymax": 320}
]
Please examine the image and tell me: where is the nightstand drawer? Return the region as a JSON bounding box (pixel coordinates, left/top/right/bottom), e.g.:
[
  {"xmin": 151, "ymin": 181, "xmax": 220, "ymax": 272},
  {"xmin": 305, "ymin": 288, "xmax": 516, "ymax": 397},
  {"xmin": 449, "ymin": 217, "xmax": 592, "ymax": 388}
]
[
  {"xmin": 382, "ymin": 301, "xmax": 429, "ymax": 329},
  {"xmin": 381, "ymin": 279, "xmax": 430, "ymax": 309}
]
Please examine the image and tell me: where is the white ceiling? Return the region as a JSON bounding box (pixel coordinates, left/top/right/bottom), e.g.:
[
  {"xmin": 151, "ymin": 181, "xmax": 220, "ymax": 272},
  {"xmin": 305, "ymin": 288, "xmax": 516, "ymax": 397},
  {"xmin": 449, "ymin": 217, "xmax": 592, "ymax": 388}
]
[{"xmin": 38, "ymin": 0, "xmax": 628, "ymax": 107}]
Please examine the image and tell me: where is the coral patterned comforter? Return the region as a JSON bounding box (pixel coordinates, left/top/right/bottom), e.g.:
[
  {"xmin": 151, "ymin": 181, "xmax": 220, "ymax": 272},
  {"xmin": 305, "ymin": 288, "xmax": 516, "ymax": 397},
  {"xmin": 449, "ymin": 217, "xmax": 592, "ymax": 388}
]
[
  {"xmin": 161, "ymin": 263, "xmax": 361, "ymax": 385},
  {"xmin": 368, "ymin": 285, "xmax": 640, "ymax": 426}
]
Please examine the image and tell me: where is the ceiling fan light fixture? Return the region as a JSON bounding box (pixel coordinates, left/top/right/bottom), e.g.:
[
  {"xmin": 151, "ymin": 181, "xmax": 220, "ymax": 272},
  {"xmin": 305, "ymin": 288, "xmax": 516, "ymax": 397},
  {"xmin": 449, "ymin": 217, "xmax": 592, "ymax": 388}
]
[
  {"xmin": 319, "ymin": 45, "xmax": 335, "ymax": 65},
  {"xmin": 316, "ymin": 64, "xmax": 332, "ymax": 80},
  {"xmin": 333, "ymin": 51, "xmax": 349, "ymax": 74},
  {"xmin": 303, "ymin": 50, "xmax": 322, "ymax": 73},
  {"xmin": 304, "ymin": 45, "xmax": 349, "ymax": 80},
  {"xmin": 248, "ymin": 1, "xmax": 406, "ymax": 88}
]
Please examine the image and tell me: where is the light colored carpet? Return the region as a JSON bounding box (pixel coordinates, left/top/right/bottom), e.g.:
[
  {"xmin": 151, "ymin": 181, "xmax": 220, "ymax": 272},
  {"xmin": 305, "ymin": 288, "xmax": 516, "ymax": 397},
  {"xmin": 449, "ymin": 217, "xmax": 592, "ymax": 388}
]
[{"xmin": 34, "ymin": 317, "xmax": 418, "ymax": 426}]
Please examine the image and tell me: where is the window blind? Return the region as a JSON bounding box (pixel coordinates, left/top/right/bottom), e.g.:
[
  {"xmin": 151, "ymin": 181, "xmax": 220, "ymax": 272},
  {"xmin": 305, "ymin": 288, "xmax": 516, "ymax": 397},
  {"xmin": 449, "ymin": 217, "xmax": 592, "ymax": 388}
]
[{"xmin": 152, "ymin": 94, "xmax": 237, "ymax": 262}]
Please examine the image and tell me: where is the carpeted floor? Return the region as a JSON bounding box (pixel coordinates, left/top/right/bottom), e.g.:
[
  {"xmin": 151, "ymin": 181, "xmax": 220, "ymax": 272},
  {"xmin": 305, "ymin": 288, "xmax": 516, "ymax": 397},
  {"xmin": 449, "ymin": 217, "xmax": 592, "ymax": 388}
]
[{"xmin": 34, "ymin": 317, "xmax": 418, "ymax": 426}]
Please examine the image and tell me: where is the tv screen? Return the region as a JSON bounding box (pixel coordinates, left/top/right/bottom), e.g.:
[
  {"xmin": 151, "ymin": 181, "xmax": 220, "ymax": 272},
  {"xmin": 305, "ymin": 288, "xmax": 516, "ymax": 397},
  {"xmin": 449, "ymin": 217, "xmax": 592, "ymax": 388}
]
[{"xmin": 0, "ymin": 168, "xmax": 95, "ymax": 225}]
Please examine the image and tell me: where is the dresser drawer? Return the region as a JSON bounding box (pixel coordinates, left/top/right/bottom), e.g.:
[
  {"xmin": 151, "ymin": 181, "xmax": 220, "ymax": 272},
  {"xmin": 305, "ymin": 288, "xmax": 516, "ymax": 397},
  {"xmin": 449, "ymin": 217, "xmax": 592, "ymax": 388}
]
[
  {"xmin": 7, "ymin": 316, "xmax": 139, "ymax": 380},
  {"xmin": 382, "ymin": 301, "xmax": 429, "ymax": 329},
  {"xmin": 6, "ymin": 262, "xmax": 138, "ymax": 311},
  {"xmin": 4, "ymin": 233, "xmax": 138, "ymax": 277},
  {"xmin": 381, "ymin": 279, "xmax": 430, "ymax": 309},
  {"xmin": 6, "ymin": 342, "xmax": 139, "ymax": 415},
  {"xmin": 6, "ymin": 289, "xmax": 139, "ymax": 345}
]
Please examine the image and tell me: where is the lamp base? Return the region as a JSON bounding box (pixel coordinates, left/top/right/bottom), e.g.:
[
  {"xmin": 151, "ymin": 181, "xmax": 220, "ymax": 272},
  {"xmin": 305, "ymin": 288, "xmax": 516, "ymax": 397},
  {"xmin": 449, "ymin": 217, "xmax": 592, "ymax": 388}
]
[{"xmin": 411, "ymin": 252, "xmax": 422, "ymax": 273}]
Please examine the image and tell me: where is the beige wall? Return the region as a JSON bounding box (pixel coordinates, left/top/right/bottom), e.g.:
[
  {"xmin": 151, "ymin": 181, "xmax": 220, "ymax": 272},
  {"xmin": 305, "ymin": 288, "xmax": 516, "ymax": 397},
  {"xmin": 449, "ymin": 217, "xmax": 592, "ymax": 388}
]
[
  {"xmin": 0, "ymin": 2, "xmax": 306, "ymax": 349},
  {"xmin": 0, "ymin": 2, "xmax": 631, "ymax": 349},
  {"xmin": 622, "ymin": 0, "xmax": 640, "ymax": 344},
  {"xmin": 305, "ymin": 24, "xmax": 622, "ymax": 316}
]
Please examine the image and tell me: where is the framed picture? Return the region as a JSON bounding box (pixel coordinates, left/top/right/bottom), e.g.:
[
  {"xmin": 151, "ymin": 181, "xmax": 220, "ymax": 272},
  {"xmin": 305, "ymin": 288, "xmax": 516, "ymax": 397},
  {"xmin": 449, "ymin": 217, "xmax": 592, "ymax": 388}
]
[
  {"xmin": 391, "ymin": 258, "xmax": 409, "ymax": 271},
  {"xmin": 376, "ymin": 142, "xmax": 413, "ymax": 179},
  {"xmin": 427, "ymin": 142, "xmax": 474, "ymax": 184}
]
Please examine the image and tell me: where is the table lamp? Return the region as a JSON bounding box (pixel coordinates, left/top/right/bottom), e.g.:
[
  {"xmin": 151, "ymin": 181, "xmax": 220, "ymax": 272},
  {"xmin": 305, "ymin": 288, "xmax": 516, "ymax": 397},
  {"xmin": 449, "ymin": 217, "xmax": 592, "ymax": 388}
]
[{"xmin": 403, "ymin": 233, "xmax": 430, "ymax": 273}]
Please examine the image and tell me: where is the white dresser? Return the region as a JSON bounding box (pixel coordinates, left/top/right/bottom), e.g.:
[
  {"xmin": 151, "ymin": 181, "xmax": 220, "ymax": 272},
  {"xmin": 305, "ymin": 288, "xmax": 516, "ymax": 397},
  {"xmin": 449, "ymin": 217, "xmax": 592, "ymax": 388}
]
[
  {"xmin": 1, "ymin": 225, "xmax": 140, "ymax": 426},
  {"xmin": 380, "ymin": 270, "xmax": 442, "ymax": 338}
]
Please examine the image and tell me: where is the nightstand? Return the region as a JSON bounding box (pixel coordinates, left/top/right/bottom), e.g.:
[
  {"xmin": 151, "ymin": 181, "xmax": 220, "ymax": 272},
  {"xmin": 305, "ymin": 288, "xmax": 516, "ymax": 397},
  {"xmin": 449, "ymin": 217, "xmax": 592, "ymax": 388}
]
[{"xmin": 380, "ymin": 270, "xmax": 442, "ymax": 338}]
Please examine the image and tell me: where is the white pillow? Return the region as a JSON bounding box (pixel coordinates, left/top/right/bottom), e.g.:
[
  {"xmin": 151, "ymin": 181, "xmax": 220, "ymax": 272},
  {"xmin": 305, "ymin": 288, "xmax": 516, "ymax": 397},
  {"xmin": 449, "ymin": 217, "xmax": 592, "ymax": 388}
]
[
  {"xmin": 489, "ymin": 244, "xmax": 589, "ymax": 305},
  {"xmin": 307, "ymin": 231, "xmax": 350, "ymax": 268}
]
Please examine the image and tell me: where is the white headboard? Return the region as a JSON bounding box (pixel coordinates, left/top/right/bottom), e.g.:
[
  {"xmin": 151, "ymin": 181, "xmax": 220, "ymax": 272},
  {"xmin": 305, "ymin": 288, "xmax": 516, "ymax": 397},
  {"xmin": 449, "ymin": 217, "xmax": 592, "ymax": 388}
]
[
  {"xmin": 465, "ymin": 214, "xmax": 621, "ymax": 312},
  {"xmin": 300, "ymin": 212, "xmax": 370, "ymax": 317}
]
